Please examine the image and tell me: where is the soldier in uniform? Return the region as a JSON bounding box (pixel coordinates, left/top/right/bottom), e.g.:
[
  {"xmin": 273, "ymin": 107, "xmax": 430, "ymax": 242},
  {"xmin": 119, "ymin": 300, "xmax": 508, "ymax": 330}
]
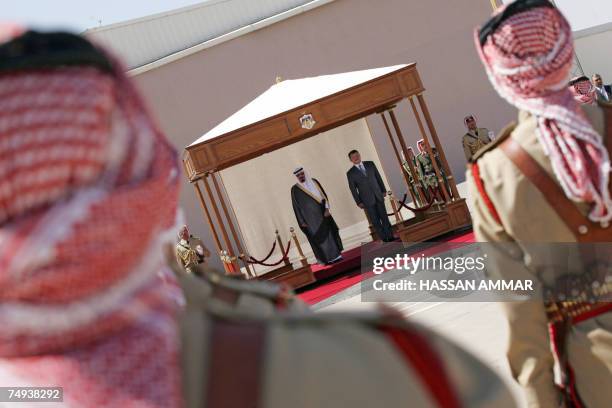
[
  {"xmin": 462, "ymin": 114, "xmax": 492, "ymax": 161},
  {"xmin": 469, "ymin": 1, "xmax": 612, "ymax": 407},
  {"xmin": 416, "ymin": 139, "xmax": 444, "ymax": 203},
  {"xmin": 432, "ymin": 147, "xmax": 454, "ymax": 201},
  {"xmin": 401, "ymin": 146, "xmax": 425, "ymax": 207},
  {"xmin": 175, "ymin": 225, "xmax": 210, "ymax": 275}
]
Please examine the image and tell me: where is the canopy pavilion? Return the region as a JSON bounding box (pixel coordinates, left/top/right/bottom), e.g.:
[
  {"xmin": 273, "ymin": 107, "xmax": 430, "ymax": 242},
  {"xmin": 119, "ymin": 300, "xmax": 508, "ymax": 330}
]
[{"xmin": 183, "ymin": 64, "xmax": 471, "ymax": 288}]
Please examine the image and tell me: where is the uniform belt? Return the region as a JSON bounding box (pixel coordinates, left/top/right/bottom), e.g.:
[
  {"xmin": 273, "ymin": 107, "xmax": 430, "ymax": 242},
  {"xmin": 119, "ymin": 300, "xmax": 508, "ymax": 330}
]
[
  {"xmin": 546, "ymin": 301, "xmax": 612, "ymax": 325},
  {"xmin": 545, "ymin": 271, "xmax": 612, "ymax": 324}
]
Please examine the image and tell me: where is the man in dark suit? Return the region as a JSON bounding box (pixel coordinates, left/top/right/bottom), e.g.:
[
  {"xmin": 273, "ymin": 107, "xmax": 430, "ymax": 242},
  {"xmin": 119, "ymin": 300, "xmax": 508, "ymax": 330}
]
[
  {"xmin": 346, "ymin": 150, "xmax": 395, "ymax": 242},
  {"xmin": 592, "ymin": 74, "xmax": 612, "ymax": 103}
]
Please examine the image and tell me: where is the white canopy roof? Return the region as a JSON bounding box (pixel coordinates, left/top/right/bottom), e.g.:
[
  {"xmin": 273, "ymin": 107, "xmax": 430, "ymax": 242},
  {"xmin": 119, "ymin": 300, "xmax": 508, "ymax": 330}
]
[{"xmin": 190, "ymin": 64, "xmax": 408, "ymax": 146}]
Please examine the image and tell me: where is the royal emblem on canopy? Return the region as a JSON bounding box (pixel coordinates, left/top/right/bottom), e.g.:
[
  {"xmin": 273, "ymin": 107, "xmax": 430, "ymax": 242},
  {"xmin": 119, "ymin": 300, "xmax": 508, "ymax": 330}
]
[{"xmin": 299, "ymin": 113, "xmax": 316, "ymax": 130}]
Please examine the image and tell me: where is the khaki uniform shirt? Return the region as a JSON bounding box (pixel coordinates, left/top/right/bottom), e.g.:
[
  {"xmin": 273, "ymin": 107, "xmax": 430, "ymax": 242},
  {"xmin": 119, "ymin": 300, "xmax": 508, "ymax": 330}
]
[
  {"xmin": 466, "ymin": 109, "xmax": 612, "ymax": 407},
  {"xmin": 463, "ymin": 128, "xmax": 492, "ymax": 161}
]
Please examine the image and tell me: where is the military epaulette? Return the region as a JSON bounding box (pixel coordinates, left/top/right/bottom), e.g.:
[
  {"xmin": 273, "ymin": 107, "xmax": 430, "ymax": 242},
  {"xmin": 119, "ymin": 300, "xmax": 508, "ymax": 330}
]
[{"xmin": 469, "ymin": 121, "xmax": 517, "ymax": 163}]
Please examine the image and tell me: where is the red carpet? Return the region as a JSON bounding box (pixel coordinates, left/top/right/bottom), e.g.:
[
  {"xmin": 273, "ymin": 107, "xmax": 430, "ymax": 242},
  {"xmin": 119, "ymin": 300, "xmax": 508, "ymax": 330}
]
[
  {"xmin": 297, "ymin": 230, "xmax": 475, "ymax": 305},
  {"xmin": 310, "ymin": 245, "xmax": 363, "ymax": 281}
]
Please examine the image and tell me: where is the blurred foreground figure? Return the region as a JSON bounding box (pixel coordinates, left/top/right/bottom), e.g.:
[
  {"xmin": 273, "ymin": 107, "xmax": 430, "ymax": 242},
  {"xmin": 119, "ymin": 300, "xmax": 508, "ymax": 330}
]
[
  {"xmin": 470, "ymin": 1, "xmax": 612, "ymax": 406},
  {"xmin": 0, "ymin": 29, "xmax": 182, "ymax": 406},
  {"xmin": 172, "ymin": 260, "xmax": 516, "ymax": 408}
]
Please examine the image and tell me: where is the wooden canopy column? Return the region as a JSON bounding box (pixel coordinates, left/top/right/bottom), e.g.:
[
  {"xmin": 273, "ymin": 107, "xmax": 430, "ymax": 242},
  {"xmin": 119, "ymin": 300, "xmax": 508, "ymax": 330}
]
[
  {"xmin": 211, "ymin": 172, "xmax": 253, "ymax": 276},
  {"xmin": 386, "ymin": 108, "xmax": 427, "ymax": 204},
  {"xmin": 193, "ymin": 181, "xmax": 223, "ymax": 256},
  {"xmin": 379, "ymin": 111, "xmax": 417, "ymax": 205},
  {"xmin": 202, "ymin": 175, "xmax": 240, "ymax": 272},
  {"xmin": 408, "ymin": 97, "xmax": 451, "ymax": 202},
  {"xmin": 416, "ymin": 93, "xmax": 460, "ymax": 199}
]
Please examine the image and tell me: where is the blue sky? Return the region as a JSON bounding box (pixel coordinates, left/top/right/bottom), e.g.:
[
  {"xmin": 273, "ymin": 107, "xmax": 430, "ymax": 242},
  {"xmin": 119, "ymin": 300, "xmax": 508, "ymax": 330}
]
[{"xmin": 5, "ymin": 0, "xmax": 206, "ymax": 32}]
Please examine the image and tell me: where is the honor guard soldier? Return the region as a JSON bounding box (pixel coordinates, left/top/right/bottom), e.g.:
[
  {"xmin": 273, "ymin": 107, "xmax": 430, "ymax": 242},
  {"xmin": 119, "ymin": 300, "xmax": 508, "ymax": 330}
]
[
  {"xmin": 462, "ymin": 114, "xmax": 492, "ymax": 162},
  {"xmin": 469, "ymin": 1, "xmax": 612, "ymax": 407},
  {"xmin": 175, "ymin": 225, "xmax": 210, "ymax": 276}
]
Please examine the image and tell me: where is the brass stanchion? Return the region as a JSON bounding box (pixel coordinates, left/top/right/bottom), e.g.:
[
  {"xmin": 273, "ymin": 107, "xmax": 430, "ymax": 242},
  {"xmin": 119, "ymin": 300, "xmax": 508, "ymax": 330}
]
[
  {"xmin": 219, "ymin": 250, "xmax": 237, "ymax": 274},
  {"xmin": 388, "ymin": 191, "xmax": 402, "ymax": 224},
  {"xmin": 290, "ymin": 227, "xmax": 309, "ymax": 267},
  {"xmin": 275, "ymin": 229, "xmax": 291, "ymax": 267}
]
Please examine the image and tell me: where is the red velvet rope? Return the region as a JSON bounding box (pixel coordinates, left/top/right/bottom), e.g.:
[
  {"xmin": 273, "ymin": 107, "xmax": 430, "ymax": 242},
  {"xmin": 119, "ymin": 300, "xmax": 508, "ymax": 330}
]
[
  {"xmin": 401, "ymin": 193, "xmax": 437, "ymax": 212},
  {"xmin": 246, "ymin": 239, "xmax": 277, "ymax": 264},
  {"xmin": 386, "ymin": 193, "xmax": 437, "ymax": 216},
  {"xmin": 246, "ymin": 240, "xmax": 292, "ymax": 267}
]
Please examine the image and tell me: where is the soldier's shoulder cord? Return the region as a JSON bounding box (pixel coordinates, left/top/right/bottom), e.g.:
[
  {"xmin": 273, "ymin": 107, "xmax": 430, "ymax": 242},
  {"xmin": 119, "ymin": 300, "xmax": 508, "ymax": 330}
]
[{"xmin": 469, "ymin": 121, "xmax": 516, "ymax": 164}]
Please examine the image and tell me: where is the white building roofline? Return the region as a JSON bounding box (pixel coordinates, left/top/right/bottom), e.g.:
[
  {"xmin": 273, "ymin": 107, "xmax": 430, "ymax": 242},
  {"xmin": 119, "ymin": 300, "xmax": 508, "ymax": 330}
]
[
  {"xmin": 85, "ymin": 0, "xmax": 336, "ymax": 72},
  {"xmin": 573, "ymin": 21, "xmax": 612, "ymax": 40},
  {"xmin": 128, "ymin": 0, "xmax": 335, "ymax": 76},
  {"xmin": 84, "ymin": 0, "xmax": 233, "ymax": 34}
]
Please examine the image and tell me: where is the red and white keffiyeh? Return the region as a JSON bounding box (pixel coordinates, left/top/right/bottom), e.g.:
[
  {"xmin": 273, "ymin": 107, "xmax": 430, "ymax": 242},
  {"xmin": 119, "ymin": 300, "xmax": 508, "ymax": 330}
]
[
  {"xmin": 569, "ymin": 77, "xmax": 596, "ymax": 105},
  {"xmin": 0, "ymin": 29, "xmax": 182, "ymax": 407},
  {"xmin": 476, "ymin": 3, "xmax": 612, "ymax": 223}
]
